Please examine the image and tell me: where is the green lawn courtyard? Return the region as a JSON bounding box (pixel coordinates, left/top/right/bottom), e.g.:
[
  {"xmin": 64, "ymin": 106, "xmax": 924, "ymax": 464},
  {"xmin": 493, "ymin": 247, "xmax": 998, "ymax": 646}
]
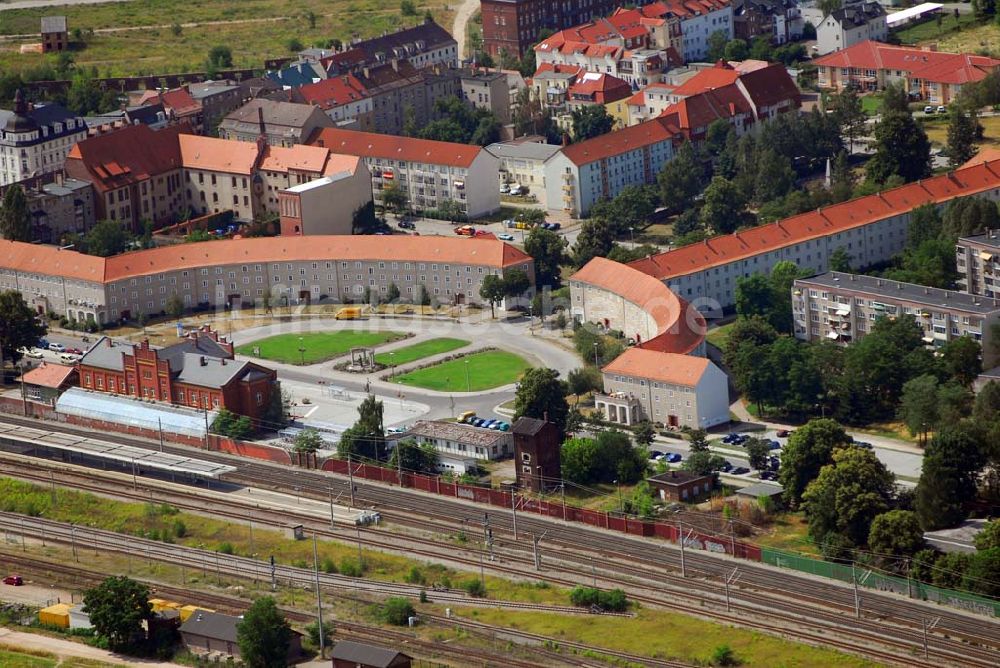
[
  {"xmin": 236, "ymin": 330, "xmax": 405, "ymax": 365},
  {"xmin": 373, "ymin": 337, "xmax": 470, "ymax": 367},
  {"xmin": 389, "ymin": 350, "xmax": 532, "ymax": 391}
]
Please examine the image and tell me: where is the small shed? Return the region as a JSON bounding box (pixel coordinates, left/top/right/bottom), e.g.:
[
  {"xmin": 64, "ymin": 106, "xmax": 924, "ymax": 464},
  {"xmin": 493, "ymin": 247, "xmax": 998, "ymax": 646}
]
[
  {"xmin": 331, "ymin": 640, "xmax": 412, "ymax": 668},
  {"xmin": 39, "ymin": 603, "xmax": 71, "ymax": 628},
  {"xmin": 19, "ymin": 362, "xmax": 78, "ymax": 406},
  {"xmin": 646, "ymin": 470, "xmax": 715, "ymax": 502},
  {"xmin": 180, "ymin": 610, "xmax": 301, "ymax": 662},
  {"xmin": 734, "ymin": 482, "xmax": 785, "ymax": 509}
]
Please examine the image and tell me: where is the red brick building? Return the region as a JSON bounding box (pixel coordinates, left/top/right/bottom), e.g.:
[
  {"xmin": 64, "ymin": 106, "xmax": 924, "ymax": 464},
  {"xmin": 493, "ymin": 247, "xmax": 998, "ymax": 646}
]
[
  {"xmin": 481, "ymin": 0, "xmax": 622, "ymax": 58},
  {"xmin": 76, "ymin": 325, "xmax": 277, "ymax": 420}
]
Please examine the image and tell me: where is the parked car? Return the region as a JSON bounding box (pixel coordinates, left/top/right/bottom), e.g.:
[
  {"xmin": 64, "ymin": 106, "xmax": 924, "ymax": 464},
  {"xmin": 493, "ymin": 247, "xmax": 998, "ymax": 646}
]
[
  {"xmin": 397, "ymin": 220, "xmax": 415, "ymax": 229},
  {"xmin": 24, "ymin": 348, "xmax": 44, "ymax": 359},
  {"xmin": 775, "ymin": 429, "xmax": 791, "ymax": 438},
  {"xmin": 924, "ymin": 105, "xmax": 934, "ymax": 114},
  {"xmin": 937, "ymin": 105, "xmax": 947, "ymax": 114},
  {"xmin": 3, "ymin": 575, "xmax": 23, "ymax": 586},
  {"xmin": 548, "ymin": 222, "xmax": 561, "ymax": 230},
  {"xmin": 59, "ymin": 353, "xmax": 79, "ymax": 363},
  {"xmin": 767, "ymin": 456, "xmax": 781, "ymax": 471},
  {"xmin": 768, "ymin": 440, "xmax": 781, "ymax": 450},
  {"xmin": 731, "ymin": 466, "xmax": 750, "ymax": 475},
  {"xmin": 760, "ymin": 470, "xmax": 778, "ymax": 481},
  {"xmin": 37, "ymin": 338, "xmax": 49, "ymax": 348},
  {"xmin": 649, "ymin": 450, "xmax": 664, "ymax": 459},
  {"xmin": 664, "ymin": 453, "xmax": 682, "ymax": 463},
  {"xmin": 498, "ymin": 233, "xmax": 514, "ymax": 241},
  {"xmin": 719, "ymin": 460, "xmax": 733, "ymax": 472},
  {"xmin": 48, "ymin": 342, "xmax": 65, "ymax": 352},
  {"xmin": 498, "ymin": 422, "xmax": 510, "ymax": 432},
  {"xmin": 65, "ymin": 347, "xmax": 84, "ymax": 355},
  {"xmin": 722, "ymin": 433, "xmax": 740, "ymax": 444},
  {"xmin": 854, "ymin": 441, "xmax": 873, "ymax": 449},
  {"xmin": 500, "ymin": 184, "xmax": 510, "ymax": 194}
]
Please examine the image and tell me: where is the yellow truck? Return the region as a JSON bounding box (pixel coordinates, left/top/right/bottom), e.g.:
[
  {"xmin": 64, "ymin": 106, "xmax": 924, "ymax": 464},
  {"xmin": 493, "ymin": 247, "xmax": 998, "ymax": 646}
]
[
  {"xmin": 458, "ymin": 410, "xmax": 476, "ymax": 423},
  {"xmin": 335, "ymin": 306, "xmax": 363, "ymax": 320}
]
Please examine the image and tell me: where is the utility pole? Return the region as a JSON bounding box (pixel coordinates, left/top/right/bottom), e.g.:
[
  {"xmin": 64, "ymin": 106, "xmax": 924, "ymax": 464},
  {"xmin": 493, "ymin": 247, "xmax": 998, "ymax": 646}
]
[
  {"xmin": 532, "ymin": 532, "xmax": 545, "ymax": 571},
  {"xmin": 922, "ymin": 617, "xmax": 939, "ymax": 659},
  {"xmin": 348, "ymin": 454, "xmax": 356, "ymax": 508},
  {"xmin": 131, "ymin": 459, "xmax": 137, "ymax": 491},
  {"xmin": 510, "ymin": 492, "xmax": 518, "ymax": 540},
  {"xmin": 71, "ymin": 524, "xmax": 77, "ymax": 561},
  {"xmin": 397, "ymin": 441, "xmax": 403, "ymax": 487},
  {"xmin": 329, "ymin": 489, "xmax": 335, "ymax": 529},
  {"xmin": 560, "ymin": 483, "xmax": 567, "ymax": 521},
  {"xmin": 270, "ymin": 555, "xmax": 276, "ymax": 591},
  {"xmin": 852, "ymin": 564, "xmax": 860, "ymax": 618},
  {"xmin": 724, "ymin": 568, "xmax": 740, "ymax": 613},
  {"xmin": 248, "ymin": 513, "xmax": 255, "ymax": 556},
  {"xmin": 312, "ymin": 534, "xmax": 326, "ymax": 658},
  {"xmin": 678, "ymin": 526, "xmax": 687, "ymax": 578},
  {"xmin": 482, "ymin": 513, "xmax": 493, "ymax": 561},
  {"xmin": 355, "ymin": 525, "xmax": 363, "ymax": 570},
  {"xmin": 158, "ymin": 417, "xmax": 164, "ymax": 452},
  {"xmin": 20, "ymin": 362, "xmax": 27, "ymax": 416}
]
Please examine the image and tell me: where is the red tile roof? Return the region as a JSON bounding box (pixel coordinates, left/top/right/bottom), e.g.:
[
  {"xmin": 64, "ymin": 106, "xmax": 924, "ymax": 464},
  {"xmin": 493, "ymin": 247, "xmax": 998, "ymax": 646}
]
[
  {"xmin": 568, "ymin": 72, "xmax": 633, "ymax": 104},
  {"xmin": 294, "ymin": 75, "xmax": 369, "ymax": 109},
  {"xmin": 602, "ymin": 348, "xmax": 712, "ymax": 386},
  {"xmin": 0, "ymin": 236, "xmax": 532, "ymax": 284},
  {"xmin": 814, "ymin": 40, "xmax": 1000, "ymax": 85},
  {"xmin": 570, "ymin": 257, "xmax": 705, "ymax": 354},
  {"xmin": 660, "ymin": 83, "xmax": 752, "ymax": 131},
  {"xmin": 20, "ymin": 362, "xmax": 77, "ymax": 389},
  {"xmin": 308, "ymin": 127, "xmax": 483, "ymax": 168},
  {"xmin": 629, "ymin": 159, "xmax": 1000, "ymax": 280},
  {"xmin": 670, "ymin": 62, "xmax": 740, "ymax": 97},
  {"xmin": 178, "ymin": 135, "xmax": 258, "ymax": 175},
  {"xmin": 65, "ymin": 124, "xmax": 185, "ymax": 193},
  {"xmin": 560, "ymin": 116, "xmax": 677, "ymax": 166}
]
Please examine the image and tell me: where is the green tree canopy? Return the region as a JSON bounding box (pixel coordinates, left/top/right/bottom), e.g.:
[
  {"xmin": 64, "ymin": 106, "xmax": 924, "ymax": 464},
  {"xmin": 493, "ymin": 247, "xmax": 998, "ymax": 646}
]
[
  {"xmin": 572, "ymin": 218, "xmax": 615, "ymax": 267},
  {"xmin": 866, "ymin": 111, "xmax": 931, "ymax": 185},
  {"xmin": 513, "ymin": 367, "xmax": 569, "ymax": 437},
  {"xmin": 947, "ymin": 108, "xmax": 980, "ymax": 168},
  {"xmin": 0, "ymin": 184, "xmax": 31, "ymax": 241},
  {"xmin": 524, "ymin": 226, "xmax": 567, "ymax": 288},
  {"xmin": 479, "ymin": 274, "xmax": 506, "ymax": 318},
  {"xmin": 659, "ymin": 141, "xmax": 706, "ymax": 214},
  {"xmin": 571, "ymin": 105, "xmax": 614, "ymax": 141},
  {"xmin": 84, "ymin": 219, "xmax": 133, "ymax": 257},
  {"xmin": 915, "ymin": 424, "xmax": 986, "ymax": 530},
  {"xmin": 699, "ymin": 176, "xmax": 744, "ymax": 235},
  {"xmin": 939, "ymin": 336, "xmax": 982, "ymax": 386},
  {"xmin": 389, "ymin": 438, "xmax": 439, "ymax": 474},
  {"xmin": 0, "ymin": 290, "xmax": 47, "ymax": 365},
  {"xmin": 337, "ymin": 394, "xmax": 386, "ymax": 461},
  {"xmin": 236, "ymin": 597, "xmax": 292, "ymax": 668},
  {"xmin": 83, "ymin": 576, "xmax": 152, "ymax": 651},
  {"xmin": 779, "ymin": 418, "xmax": 851, "ymax": 507},
  {"xmin": 292, "ymin": 428, "xmax": 323, "ymax": 453},
  {"xmin": 867, "ymin": 510, "xmax": 925, "ymax": 573}
]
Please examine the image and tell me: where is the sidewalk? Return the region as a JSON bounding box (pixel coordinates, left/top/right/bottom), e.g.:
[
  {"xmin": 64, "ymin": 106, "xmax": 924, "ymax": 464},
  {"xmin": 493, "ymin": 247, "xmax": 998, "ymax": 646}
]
[{"xmin": 0, "ymin": 628, "xmax": 182, "ymax": 667}]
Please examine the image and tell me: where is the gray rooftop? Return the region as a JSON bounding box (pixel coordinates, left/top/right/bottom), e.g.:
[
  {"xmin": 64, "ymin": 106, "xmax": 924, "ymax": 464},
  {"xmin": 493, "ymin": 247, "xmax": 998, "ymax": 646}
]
[
  {"xmin": 486, "ymin": 140, "xmax": 561, "ymax": 162},
  {"xmin": 403, "ymin": 420, "xmax": 509, "ymax": 448},
  {"xmin": 796, "ymin": 272, "xmax": 1000, "ymax": 314},
  {"xmin": 735, "ymin": 482, "xmax": 784, "ymax": 498},
  {"xmin": 648, "ymin": 470, "xmax": 713, "ymax": 485},
  {"xmin": 330, "ymin": 640, "xmax": 410, "ymax": 667},
  {"xmin": 41, "ymin": 16, "xmax": 67, "ymax": 33},
  {"xmin": 78, "ymin": 335, "xmax": 232, "ymax": 374},
  {"xmin": 179, "ymin": 611, "xmax": 239, "ymax": 643},
  {"xmin": 41, "ymin": 178, "xmax": 92, "ymax": 197},
  {"xmin": 77, "ymin": 337, "xmax": 136, "ymax": 371},
  {"xmin": 174, "ymin": 354, "xmax": 253, "ymax": 389},
  {"xmin": 923, "ymin": 519, "xmax": 988, "ymax": 554},
  {"xmin": 187, "ymin": 81, "xmax": 241, "ymax": 99},
  {"xmin": 959, "ymin": 232, "xmax": 1000, "ymax": 250},
  {"xmin": 221, "ymin": 99, "xmax": 329, "ymax": 134}
]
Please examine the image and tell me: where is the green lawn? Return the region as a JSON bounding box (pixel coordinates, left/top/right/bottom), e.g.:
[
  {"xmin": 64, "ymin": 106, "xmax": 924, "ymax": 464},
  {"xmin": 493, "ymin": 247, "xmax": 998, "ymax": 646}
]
[
  {"xmin": 891, "ymin": 12, "xmax": 982, "ymax": 46},
  {"xmin": 390, "ymin": 350, "xmax": 532, "ymax": 391},
  {"xmin": 237, "ymin": 330, "xmax": 404, "ymax": 365},
  {"xmin": 373, "ymin": 337, "xmax": 470, "ymax": 367},
  {"xmin": 861, "ymin": 93, "xmax": 882, "ymax": 116},
  {"xmin": 705, "ymin": 321, "xmax": 736, "ymax": 350},
  {"xmin": 0, "ymin": 649, "xmax": 55, "ymax": 668}
]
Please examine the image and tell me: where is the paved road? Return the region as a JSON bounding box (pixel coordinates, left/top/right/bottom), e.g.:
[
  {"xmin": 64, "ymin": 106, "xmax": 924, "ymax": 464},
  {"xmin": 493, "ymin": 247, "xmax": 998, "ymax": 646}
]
[
  {"xmin": 0, "ymin": 627, "xmax": 179, "ymax": 667},
  {"xmin": 451, "ymin": 0, "xmax": 479, "ymax": 59}
]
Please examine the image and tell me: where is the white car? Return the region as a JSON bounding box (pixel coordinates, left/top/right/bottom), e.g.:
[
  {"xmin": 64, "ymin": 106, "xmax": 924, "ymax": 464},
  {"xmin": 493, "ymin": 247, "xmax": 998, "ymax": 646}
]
[
  {"xmin": 497, "ymin": 233, "xmax": 514, "ymax": 241},
  {"xmin": 59, "ymin": 353, "xmax": 80, "ymax": 363},
  {"xmin": 48, "ymin": 342, "xmax": 65, "ymax": 352},
  {"xmin": 500, "ymin": 184, "xmax": 510, "ymax": 194},
  {"xmin": 21, "ymin": 348, "xmax": 44, "ymax": 359}
]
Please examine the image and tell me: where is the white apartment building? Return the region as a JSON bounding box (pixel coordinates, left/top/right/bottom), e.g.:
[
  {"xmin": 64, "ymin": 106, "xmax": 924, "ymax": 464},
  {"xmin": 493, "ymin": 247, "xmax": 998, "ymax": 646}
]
[
  {"xmin": 677, "ymin": 3, "xmax": 735, "ymax": 61},
  {"xmin": 627, "ymin": 159, "xmax": 1000, "ymax": 312},
  {"xmin": 310, "ymin": 127, "xmax": 500, "ymax": 218},
  {"xmin": 0, "ymin": 235, "xmax": 535, "ymax": 324},
  {"xmin": 0, "ymin": 93, "xmax": 86, "ymax": 186},
  {"xmin": 486, "ymin": 140, "xmax": 561, "ymax": 208},
  {"xmin": 543, "ymin": 116, "xmax": 676, "ymax": 216},
  {"xmin": 806, "ymin": 2, "xmax": 888, "ymax": 56},
  {"xmin": 597, "ymin": 348, "xmax": 730, "ymax": 429}
]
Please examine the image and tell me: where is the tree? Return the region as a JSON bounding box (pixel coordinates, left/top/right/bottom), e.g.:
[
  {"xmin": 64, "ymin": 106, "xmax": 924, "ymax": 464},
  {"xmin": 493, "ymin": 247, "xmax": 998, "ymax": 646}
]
[
  {"xmin": 237, "ymin": 597, "xmax": 291, "ymax": 668},
  {"xmin": 974, "ymin": 519, "xmax": 1000, "ymax": 551},
  {"xmin": 0, "ymin": 290, "xmax": 46, "ymax": 365},
  {"xmin": 974, "ymin": 381, "xmax": 1000, "ymax": 423},
  {"xmin": 867, "ymin": 510, "xmax": 925, "ymax": 573},
  {"xmin": 779, "ymin": 418, "xmax": 851, "ymax": 508},
  {"xmin": 915, "ymin": 425, "xmax": 986, "ymax": 530},
  {"xmin": 634, "ymin": 421, "xmax": 656, "ymax": 448},
  {"xmin": 337, "ymin": 394, "xmax": 386, "ymax": 461},
  {"xmin": 947, "ymin": 108, "xmax": 979, "ymax": 168},
  {"xmin": 567, "ymin": 366, "xmax": 601, "ymax": 400},
  {"xmin": 513, "ymin": 367, "xmax": 569, "ymax": 437},
  {"xmin": 939, "ymin": 336, "xmax": 982, "ymax": 386},
  {"xmin": 658, "ymin": 141, "xmax": 705, "ymax": 213},
  {"xmin": 828, "ymin": 87, "xmax": 866, "ymax": 153},
  {"xmin": 400, "ymin": 0, "xmax": 417, "ymax": 15},
  {"xmin": 83, "ymin": 576, "xmax": 152, "ymax": 651},
  {"xmin": 571, "ymin": 105, "xmax": 614, "ymax": 141},
  {"xmin": 416, "ymin": 283, "xmax": 431, "ymax": 306},
  {"xmin": 351, "ymin": 201, "xmax": 379, "ymax": 234},
  {"xmin": 753, "ymin": 149, "xmax": 796, "ymax": 206},
  {"xmin": 723, "ymin": 39, "xmax": 749, "ymax": 61},
  {"xmin": 744, "ymin": 437, "xmax": 771, "ymax": 471},
  {"xmin": 699, "ymin": 176, "xmax": 743, "ymax": 235},
  {"xmin": 165, "ymin": 293, "xmax": 184, "ymax": 318},
  {"xmin": 881, "ymin": 81, "xmax": 910, "ymax": 116},
  {"xmin": 386, "ymin": 282, "xmax": 401, "ymax": 303},
  {"xmin": 210, "ymin": 408, "xmax": 254, "ymax": 440},
  {"xmin": 866, "ymin": 112, "xmax": 931, "ymax": 185},
  {"xmin": 818, "ymin": 0, "xmax": 842, "ymax": 16},
  {"xmin": 561, "ymin": 436, "xmax": 604, "ymax": 484},
  {"xmin": 389, "ymin": 438, "xmax": 439, "ymax": 474},
  {"xmin": 471, "ymin": 116, "xmax": 501, "ymax": 146},
  {"xmin": 801, "ymin": 446, "xmax": 896, "ymax": 547},
  {"xmin": 380, "ymin": 182, "xmax": 408, "ymax": 214},
  {"xmin": 964, "ymin": 548, "xmax": 1000, "ymax": 597},
  {"xmin": 688, "ymin": 428, "xmax": 710, "ymax": 453},
  {"xmin": 0, "ymin": 184, "xmax": 31, "ymax": 241},
  {"xmin": 682, "ymin": 450, "xmax": 726, "ymax": 476},
  {"xmin": 572, "ymin": 218, "xmax": 615, "ymax": 267},
  {"xmin": 828, "ymin": 247, "xmax": 852, "ymax": 272},
  {"xmin": 84, "ymin": 219, "xmax": 133, "ymax": 257},
  {"xmin": 380, "ymin": 597, "xmax": 416, "ymax": 625},
  {"xmin": 479, "ymin": 274, "xmax": 506, "ymax": 318},
  {"xmin": 503, "ymin": 268, "xmax": 531, "ymax": 303},
  {"xmin": 292, "ymin": 428, "xmax": 323, "ymax": 454},
  {"xmin": 829, "ymin": 151, "xmax": 856, "ymax": 204},
  {"xmin": 706, "ymin": 30, "xmax": 729, "ymax": 61},
  {"xmin": 524, "ymin": 226, "xmax": 567, "ymax": 288},
  {"xmin": 897, "ymin": 374, "xmax": 940, "ymax": 445}
]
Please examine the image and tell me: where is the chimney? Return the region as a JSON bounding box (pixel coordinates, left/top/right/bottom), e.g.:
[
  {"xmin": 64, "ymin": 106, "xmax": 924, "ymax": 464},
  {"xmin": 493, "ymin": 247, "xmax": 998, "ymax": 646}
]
[
  {"xmin": 256, "ymin": 104, "xmax": 266, "ymax": 137},
  {"xmin": 199, "ymin": 356, "xmax": 206, "ymax": 366},
  {"xmin": 391, "ymin": 58, "xmax": 400, "ymax": 73}
]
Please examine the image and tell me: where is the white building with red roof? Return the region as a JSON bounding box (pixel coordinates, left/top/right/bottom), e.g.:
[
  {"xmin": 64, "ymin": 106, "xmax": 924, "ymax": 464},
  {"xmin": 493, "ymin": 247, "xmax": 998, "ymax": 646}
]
[
  {"xmin": 289, "ymin": 75, "xmax": 373, "ymax": 130},
  {"xmin": 308, "ymin": 127, "xmax": 500, "ymax": 218},
  {"xmin": 814, "ymin": 40, "xmax": 1000, "ymax": 105}
]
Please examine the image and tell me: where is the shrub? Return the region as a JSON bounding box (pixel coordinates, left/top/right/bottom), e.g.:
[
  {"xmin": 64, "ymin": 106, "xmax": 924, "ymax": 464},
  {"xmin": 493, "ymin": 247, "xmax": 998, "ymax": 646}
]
[
  {"xmin": 339, "ymin": 558, "xmax": 364, "ymax": 577},
  {"xmin": 218, "ymin": 542, "xmax": 234, "ymax": 555},
  {"xmin": 711, "ymin": 644, "xmax": 740, "ymax": 666},
  {"xmin": 461, "ymin": 578, "xmax": 487, "ymax": 597},
  {"xmin": 569, "ymin": 586, "xmax": 628, "ymax": 611},
  {"xmin": 419, "ymin": 590, "xmax": 428, "ymax": 603},
  {"xmin": 172, "ymin": 519, "xmax": 187, "ymax": 538},
  {"xmin": 404, "ymin": 566, "xmax": 425, "ymax": 585},
  {"xmin": 321, "ymin": 557, "xmax": 338, "ymax": 574},
  {"xmin": 380, "ymin": 597, "xmax": 415, "ymax": 626}
]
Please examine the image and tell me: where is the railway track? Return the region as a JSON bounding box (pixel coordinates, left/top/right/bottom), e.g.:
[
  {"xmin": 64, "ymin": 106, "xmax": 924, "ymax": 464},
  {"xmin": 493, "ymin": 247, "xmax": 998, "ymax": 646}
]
[{"xmin": 2, "ymin": 418, "xmax": 998, "ymax": 666}]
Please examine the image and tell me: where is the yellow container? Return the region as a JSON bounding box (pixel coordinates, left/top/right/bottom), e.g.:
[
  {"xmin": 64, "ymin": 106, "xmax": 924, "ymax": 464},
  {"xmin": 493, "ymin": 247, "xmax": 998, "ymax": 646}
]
[
  {"xmin": 39, "ymin": 603, "xmax": 71, "ymax": 628},
  {"xmin": 179, "ymin": 605, "xmax": 215, "ymax": 622},
  {"xmin": 149, "ymin": 598, "xmax": 182, "ymax": 612}
]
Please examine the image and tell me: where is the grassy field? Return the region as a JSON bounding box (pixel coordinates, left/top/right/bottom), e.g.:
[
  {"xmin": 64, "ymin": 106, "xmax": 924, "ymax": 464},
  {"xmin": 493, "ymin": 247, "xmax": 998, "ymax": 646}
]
[
  {"xmin": 924, "ymin": 114, "xmax": 1000, "ymax": 149},
  {"xmin": 751, "ymin": 513, "xmax": 821, "ymax": 556},
  {"xmin": 934, "ymin": 20, "xmax": 1000, "ymax": 54},
  {"xmin": 0, "ymin": 0, "xmax": 453, "ymax": 77},
  {"xmin": 705, "ymin": 321, "xmax": 735, "ymax": 351},
  {"xmin": 373, "ymin": 337, "xmax": 470, "ymax": 367},
  {"xmin": 861, "ymin": 93, "xmax": 883, "ymax": 116},
  {"xmin": 891, "ymin": 13, "xmax": 982, "ymax": 46},
  {"xmin": 462, "ymin": 607, "xmax": 881, "ymax": 668},
  {"xmin": 391, "ymin": 350, "xmax": 532, "ymax": 391},
  {"xmin": 0, "ymin": 644, "xmax": 116, "ymax": 668},
  {"xmin": 236, "ymin": 330, "xmax": 405, "ymax": 364}
]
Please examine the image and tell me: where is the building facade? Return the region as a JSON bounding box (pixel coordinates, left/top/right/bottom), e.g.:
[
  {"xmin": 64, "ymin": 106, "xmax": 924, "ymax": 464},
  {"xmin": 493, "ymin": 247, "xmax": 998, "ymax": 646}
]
[
  {"xmin": 219, "ymin": 99, "xmax": 334, "ymax": 146},
  {"xmin": 41, "ymin": 16, "xmax": 68, "ymax": 53},
  {"xmin": 597, "ymin": 348, "xmax": 730, "ymax": 429},
  {"xmin": 792, "ymin": 271, "xmax": 1000, "ymax": 366},
  {"xmin": 627, "ymin": 158, "xmax": 1000, "ymax": 312},
  {"xmin": 398, "ymin": 419, "xmax": 514, "ymax": 469},
  {"xmin": 0, "ymin": 92, "xmax": 87, "ymax": 186},
  {"xmin": 486, "ymin": 139, "xmax": 560, "ymax": 207},
  {"xmin": 309, "ymin": 127, "xmax": 500, "ymax": 218},
  {"xmin": 76, "ymin": 327, "xmax": 279, "ymax": 420},
  {"xmin": 512, "ymin": 417, "xmax": 561, "ymax": 492},
  {"xmin": 810, "ymin": 2, "xmax": 887, "ymax": 56},
  {"xmin": 21, "ymin": 176, "xmax": 95, "ymax": 243},
  {"xmin": 956, "ymin": 232, "xmax": 1000, "ymax": 297},
  {"xmin": 458, "ymin": 69, "xmax": 512, "ymax": 124},
  {"xmin": 481, "ymin": 0, "xmax": 622, "ymax": 58},
  {"xmin": 0, "ymin": 235, "xmax": 534, "ymax": 324}
]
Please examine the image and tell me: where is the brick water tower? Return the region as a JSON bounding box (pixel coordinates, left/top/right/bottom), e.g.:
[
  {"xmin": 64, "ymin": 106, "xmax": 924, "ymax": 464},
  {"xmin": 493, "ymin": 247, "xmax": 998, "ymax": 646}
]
[{"xmin": 512, "ymin": 417, "xmax": 561, "ymax": 493}]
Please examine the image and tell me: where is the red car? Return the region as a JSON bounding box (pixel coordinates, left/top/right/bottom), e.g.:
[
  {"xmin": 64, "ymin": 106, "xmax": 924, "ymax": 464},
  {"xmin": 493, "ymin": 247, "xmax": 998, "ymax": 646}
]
[
  {"xmin": 65, "ymin": 347, "xmax": 84, "ymax": 356},
  {"xmin": 3, "ymin": 575, "xmax": 23, "ymax": 586}
]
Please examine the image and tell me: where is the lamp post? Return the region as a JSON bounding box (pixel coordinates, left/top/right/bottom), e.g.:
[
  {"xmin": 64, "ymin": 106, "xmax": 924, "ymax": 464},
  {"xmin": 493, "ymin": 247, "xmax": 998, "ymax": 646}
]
[
  {"xmin": 629, "ymin": 226, "xmax": 635, "ymax": 248},
  {"xmin": 389, "ymin": 351, "xmax": 395, "ymax": 379},
  {"xmin": 464, "ymin": 359, "xmax": 470, "ymax": 392},
  {"xmin": 593, "ymin": 341, "xmax": 599, "ymax": 367},
  {"xmin": 615, "ymin": 478, "xmax": 623, "ymax": 514},
  {"xmin": 298, "ymin": 336, "xmax": 305, "ymax": 365}
]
